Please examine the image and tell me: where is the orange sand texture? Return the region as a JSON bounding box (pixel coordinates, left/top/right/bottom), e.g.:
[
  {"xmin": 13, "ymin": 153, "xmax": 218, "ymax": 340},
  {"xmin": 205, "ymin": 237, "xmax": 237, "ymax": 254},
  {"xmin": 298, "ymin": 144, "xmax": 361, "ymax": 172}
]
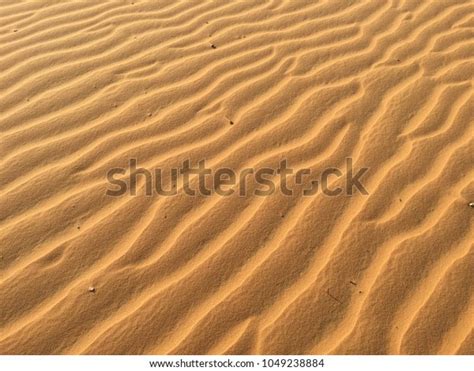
[{"xmin": 0, "ymin": 0, "xmax": 473, "ymax": 355}]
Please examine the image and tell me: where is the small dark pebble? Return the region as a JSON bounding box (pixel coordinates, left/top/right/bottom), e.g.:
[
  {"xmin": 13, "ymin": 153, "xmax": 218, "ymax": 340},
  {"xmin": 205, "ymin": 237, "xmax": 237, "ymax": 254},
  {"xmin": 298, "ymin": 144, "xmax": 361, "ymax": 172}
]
[
  {"xmin": 229, "ymin": 120, "xmax": 234, "ymax": 125},
  {"xmin": 469, "ymin": 202, "xmax": 474, "ymax": 208},
  {"xmin": 211, "ymin": 44, "xmax": 217, "ymax": 49},
  {"xmin": 350, "ymin": 280, "xmax": 357, "ymax": 286}
]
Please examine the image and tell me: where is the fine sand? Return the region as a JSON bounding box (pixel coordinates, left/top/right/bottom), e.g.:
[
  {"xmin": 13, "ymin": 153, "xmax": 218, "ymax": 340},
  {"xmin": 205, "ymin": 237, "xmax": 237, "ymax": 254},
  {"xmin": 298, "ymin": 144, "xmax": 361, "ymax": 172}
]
[{"xmin": 0, "ymin": 0, "xmax": 473, "ymax": 355}]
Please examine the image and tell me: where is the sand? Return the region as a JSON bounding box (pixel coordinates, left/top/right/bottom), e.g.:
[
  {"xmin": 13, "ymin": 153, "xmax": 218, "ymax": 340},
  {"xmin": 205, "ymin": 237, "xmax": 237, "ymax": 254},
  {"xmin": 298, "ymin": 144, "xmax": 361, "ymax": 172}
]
[{"xmin": 0, "ymin": 0, "xmax": 473, "ymax": 355}]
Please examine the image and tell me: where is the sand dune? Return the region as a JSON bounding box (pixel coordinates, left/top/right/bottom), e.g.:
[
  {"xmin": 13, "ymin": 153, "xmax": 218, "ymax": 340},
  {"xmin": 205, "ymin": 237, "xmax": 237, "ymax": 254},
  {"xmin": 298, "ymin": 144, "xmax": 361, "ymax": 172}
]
[{"xmin": 0, "ymin": 0, "xmax": 473, "ymax": 355}]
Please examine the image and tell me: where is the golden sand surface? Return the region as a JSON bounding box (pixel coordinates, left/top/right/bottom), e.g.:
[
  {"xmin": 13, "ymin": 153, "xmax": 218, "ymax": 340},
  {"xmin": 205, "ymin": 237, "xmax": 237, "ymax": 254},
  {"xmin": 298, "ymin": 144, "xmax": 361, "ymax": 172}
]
[{"xmin": 0, "ymin": 0, "xmax": 473, "ymax": 355}]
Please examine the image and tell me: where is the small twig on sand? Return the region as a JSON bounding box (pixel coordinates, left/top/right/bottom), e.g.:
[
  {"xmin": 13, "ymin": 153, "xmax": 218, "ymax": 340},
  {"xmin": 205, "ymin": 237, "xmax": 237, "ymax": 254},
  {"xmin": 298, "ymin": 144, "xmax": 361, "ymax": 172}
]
[{"xmin": 326, "ymin": 289, "xmax": 342, "ymax": 304}]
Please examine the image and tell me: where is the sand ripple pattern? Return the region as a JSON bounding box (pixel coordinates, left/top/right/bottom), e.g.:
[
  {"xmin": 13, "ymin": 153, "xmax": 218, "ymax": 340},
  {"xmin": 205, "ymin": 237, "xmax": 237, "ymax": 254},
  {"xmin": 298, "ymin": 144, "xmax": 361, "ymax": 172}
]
[{"xmin": 0, "ymin": 0, "xmax": 473, "ymax": 355}]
